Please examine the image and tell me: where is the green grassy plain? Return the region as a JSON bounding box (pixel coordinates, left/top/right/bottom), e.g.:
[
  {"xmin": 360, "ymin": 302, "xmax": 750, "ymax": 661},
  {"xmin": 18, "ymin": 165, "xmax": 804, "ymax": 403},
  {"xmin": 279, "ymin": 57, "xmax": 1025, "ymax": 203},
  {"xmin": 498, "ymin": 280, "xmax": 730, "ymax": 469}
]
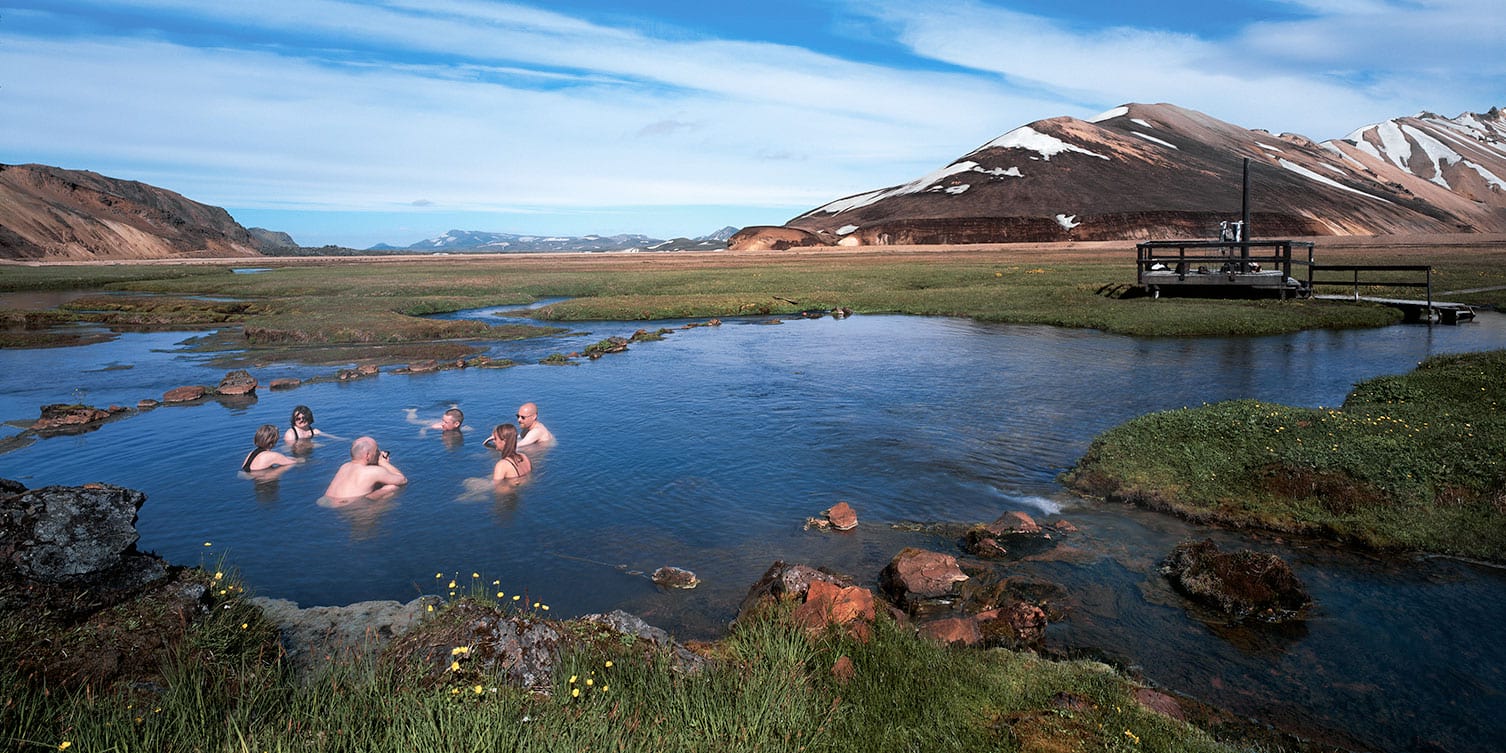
[{"xmin": 11, "ymin": 235, "xmax": 1505, "ymax": 352}]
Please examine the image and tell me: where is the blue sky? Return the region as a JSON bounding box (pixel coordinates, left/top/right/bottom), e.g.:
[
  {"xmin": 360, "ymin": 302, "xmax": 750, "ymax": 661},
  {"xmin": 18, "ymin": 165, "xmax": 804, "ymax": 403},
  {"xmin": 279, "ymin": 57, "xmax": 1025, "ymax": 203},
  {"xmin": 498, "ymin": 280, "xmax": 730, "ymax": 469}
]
[{"xmin": 2, "ymin": 1, "xmax": 1502, "ymax": 248}]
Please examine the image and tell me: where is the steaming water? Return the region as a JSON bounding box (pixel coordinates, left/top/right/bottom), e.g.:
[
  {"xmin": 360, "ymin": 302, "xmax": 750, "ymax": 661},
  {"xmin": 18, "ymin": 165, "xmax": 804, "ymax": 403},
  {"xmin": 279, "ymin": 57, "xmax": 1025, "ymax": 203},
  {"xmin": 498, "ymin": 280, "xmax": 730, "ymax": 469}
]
[{"xmin": 2, "ymin": 308, "xmax": 1504, "ymax": 753}]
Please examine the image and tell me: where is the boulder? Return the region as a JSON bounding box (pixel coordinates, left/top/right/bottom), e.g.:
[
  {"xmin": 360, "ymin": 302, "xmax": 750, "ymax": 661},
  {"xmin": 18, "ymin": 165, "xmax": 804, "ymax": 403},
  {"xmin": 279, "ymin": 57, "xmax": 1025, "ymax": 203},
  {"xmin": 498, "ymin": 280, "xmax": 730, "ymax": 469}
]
[
  {"xmin": 162, "ymin": 385, "xmax": 206, "ymax": 403},
  {"xmin": 137, "ymin": 399, "xmax": 159, "ymax": 409},
  {"xmin": 735, "ymin": 561, "xmax": 853, "ymax": 625},
  {"xmin": 0, "ymin": 482, "xmax": 148, "ymax": 582},
  {"xmin": 254, "ymin": 595, "xmax": 438, "ymax": 675},
  {"xmin": 1161, "ymin": 539, "xmax": 1311, "ymax": 623},
  {"xmin": 406, "ymin": 360, "xmax": 439, "ymax": 373},
  {"xmin": 879, "ymin": 547, "xmax": 969, "ymax": 614},
  {"xmin": 268, "ymin": 378, "xmax": 302, "ymax": 390},
  {"xmin": 806, "ymin": 501, "xmax": 858, "ymax": 531},
  {"xmin": 988, "ymin": 510, "xmax": 1041, "ymax": 534},
  {"xmin": 215, "ymin": 369, "xmax": 258, "ymax": 396},
  {"xmin": 580, "ymin": 609, "xmax": 707, "ymax": 675},
  {"xmin": 379, "ymin": 599, "xmax": 566, "ymax": 691},
  {"xmin": 790, "ymin": 579, "xmax": 876, "ymax": 641},
  {"xmin": 29, "ymin": 403, "xmax": 114, "ymax": 432}
]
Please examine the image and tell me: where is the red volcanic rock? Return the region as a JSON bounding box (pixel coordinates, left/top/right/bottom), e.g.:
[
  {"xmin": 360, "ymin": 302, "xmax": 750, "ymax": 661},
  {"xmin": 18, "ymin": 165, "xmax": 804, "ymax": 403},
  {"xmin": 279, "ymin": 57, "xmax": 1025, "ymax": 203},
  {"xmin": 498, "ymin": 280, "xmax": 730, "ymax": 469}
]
[
  {"xmin": 1053, "ymin": 519, "xmax": 1079, "ymax": 533},
  {"xmin": 824, "ymin": 501, "xmax": 858, "ymax": 531},
  {"xmin": 726, "ymin": 225, "xmax": 827, "ymax": 251},
  {"xmin": 407, "ymin": 359, "xmax": 439, "ymax": 373},
  {"xmin": 137, "ymin": 399, "xmax": 159, "ymax": 410},
  {"xmin": 988, "ymin": 511, "xmax": 1040, "ymax": 535},
  {"xmin": 880, "ymin": 548, "xmax": 969, "ymax": 608},
  {"xmin": 30, "ymin": 404, "xmax": 112, "ymax": 432},
  {"xmin": 268, "ymin": 378, "xmax": 301, "ymax": 390},
  {"xmin": 215, "ymin": 369, "xmax": 258, "ymax": 396},
  {"xmin": 162, "ymin": 385, "xmax": 206, "ymax": 403},
  {"xmin": 791, "ymin": 580, "xmax": 875, "ymax": 641},
  {"xmin": 918, "ymin": 616, "xmax": 982, "ymax": 647}
]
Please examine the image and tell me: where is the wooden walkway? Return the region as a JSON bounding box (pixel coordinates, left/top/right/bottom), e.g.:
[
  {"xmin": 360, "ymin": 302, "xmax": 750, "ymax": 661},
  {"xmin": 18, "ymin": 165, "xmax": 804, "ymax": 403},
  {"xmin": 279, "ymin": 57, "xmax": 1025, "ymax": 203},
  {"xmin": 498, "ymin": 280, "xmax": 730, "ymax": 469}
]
[{"xmin": 1311, "ymin": 294, "xmax": 1476, "ymax": 324}]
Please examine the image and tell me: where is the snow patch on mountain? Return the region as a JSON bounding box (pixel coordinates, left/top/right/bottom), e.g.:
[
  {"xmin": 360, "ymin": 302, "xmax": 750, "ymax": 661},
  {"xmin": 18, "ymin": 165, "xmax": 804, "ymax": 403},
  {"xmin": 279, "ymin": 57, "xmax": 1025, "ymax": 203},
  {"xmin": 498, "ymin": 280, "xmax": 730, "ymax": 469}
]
[
  {"xmin": 1278, "ymin": 159, "xmax": 1393, "ymax": 204},
  {"xmin": 1088, "ymin": 106, "xmax": 1128, "ymax": 122},
  {"xmin": 1055, "ymin": 214, "xmax": 1080, "ymax": 230},
  {"xmin": 973, "ymin": 126, "xmax": 1109, "ymax": 161},
  {"xmin": 1132, "ymin": 132, "xmax": 1178, "ymax": 149},
  {"xmin": 813, "ymin": 160, "xmax": 981, "ymax": 214}
]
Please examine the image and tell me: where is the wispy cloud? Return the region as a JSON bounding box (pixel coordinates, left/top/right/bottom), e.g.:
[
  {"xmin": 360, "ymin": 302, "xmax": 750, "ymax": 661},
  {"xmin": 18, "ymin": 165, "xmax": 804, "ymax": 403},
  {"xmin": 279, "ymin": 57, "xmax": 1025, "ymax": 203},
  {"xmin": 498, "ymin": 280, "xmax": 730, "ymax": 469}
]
[{"xmin": 1, "ymin": 0, "xmax": 1499, "ymax": 245}]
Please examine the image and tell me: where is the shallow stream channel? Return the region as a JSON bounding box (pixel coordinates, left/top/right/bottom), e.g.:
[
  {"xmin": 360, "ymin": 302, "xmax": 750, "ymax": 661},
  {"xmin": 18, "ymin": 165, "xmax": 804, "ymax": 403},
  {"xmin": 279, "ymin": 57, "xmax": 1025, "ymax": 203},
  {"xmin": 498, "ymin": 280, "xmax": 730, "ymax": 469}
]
[{"xmin": 2, "ymin": 303, "xmax": 1505, "ymax": 753}]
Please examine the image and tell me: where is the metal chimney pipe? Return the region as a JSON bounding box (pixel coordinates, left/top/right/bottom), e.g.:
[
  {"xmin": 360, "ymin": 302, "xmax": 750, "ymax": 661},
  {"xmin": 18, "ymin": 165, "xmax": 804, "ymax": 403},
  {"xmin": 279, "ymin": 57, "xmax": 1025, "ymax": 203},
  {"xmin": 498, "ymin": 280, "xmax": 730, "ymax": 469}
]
[{"xmin": 1241, "ymin": 157, "xmax": 1251, "ymax": 260}]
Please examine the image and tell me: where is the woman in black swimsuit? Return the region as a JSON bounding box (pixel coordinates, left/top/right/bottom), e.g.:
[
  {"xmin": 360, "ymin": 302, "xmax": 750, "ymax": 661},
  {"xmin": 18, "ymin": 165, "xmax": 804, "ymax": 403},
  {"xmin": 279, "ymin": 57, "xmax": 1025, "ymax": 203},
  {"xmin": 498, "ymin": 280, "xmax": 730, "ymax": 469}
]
[
  {"xmin": 243, "ymin": 424, "xmax": 300, "ymax": 472},
  {"xmin": 490, "ymin": 423, "xmax": 532, "ymax": 482},
  {"xmin": 284, "ymin": 405, "xmax": 321, "ymax": 444}
]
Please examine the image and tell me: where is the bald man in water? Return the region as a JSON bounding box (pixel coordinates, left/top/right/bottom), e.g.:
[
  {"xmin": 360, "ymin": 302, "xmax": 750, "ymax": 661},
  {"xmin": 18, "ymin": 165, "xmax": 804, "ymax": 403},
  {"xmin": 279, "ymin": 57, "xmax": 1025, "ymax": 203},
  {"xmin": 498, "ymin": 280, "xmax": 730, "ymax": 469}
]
[
  {"xmin": 324, "ymin": 436, "xmax": 407, "ymax": 502},
  {"xmin": 514, "ymin": 402, "xmax": 555, "ymax": 448}
]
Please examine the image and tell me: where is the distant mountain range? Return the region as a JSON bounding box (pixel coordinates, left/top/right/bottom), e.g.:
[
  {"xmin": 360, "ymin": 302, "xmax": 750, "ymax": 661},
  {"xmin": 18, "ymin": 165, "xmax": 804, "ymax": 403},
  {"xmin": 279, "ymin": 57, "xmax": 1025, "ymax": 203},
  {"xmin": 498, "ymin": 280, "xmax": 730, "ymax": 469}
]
[
  {"xmin": 4, "ymin": 101, "xmax": 1503, "ymax": 261},
  {"xmin": 365, "ymin": 227, "xmax": 738, "ymax": 253},
  {"xmin": 732, "ymin": 102, "xmax": 1506, "ymax": 249}
]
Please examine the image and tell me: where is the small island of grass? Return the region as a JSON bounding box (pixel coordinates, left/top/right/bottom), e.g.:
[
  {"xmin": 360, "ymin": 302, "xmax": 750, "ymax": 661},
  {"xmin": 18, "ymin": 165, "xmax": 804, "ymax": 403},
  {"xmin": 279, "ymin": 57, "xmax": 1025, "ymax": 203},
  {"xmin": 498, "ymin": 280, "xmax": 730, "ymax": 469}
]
[{"xmin": 1062, "ymin": 349, "xmax": 1506, "ymax": 562}]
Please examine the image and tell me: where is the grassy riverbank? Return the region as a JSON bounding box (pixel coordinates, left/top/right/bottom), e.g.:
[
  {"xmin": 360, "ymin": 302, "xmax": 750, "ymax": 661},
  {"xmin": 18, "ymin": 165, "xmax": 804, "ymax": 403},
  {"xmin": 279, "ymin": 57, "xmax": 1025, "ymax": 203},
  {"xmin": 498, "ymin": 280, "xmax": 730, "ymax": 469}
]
[
  {"xmin": 2, "ymin": 579, "xmax": 1255, "ymax": 753},
  {"xmin": 1062, "ymin": 350, "xmax": 1506, "ymax": 561},
  {"xmin": 7, "ymin": 237, "xmax": 1503, "ymax": 351}
]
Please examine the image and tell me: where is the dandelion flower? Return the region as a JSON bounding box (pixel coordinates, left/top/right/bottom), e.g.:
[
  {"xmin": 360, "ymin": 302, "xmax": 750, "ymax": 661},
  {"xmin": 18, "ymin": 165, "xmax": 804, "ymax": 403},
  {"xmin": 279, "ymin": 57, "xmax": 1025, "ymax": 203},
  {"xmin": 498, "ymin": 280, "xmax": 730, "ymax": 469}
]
[
  {"xmin": 213, "ymin": 571, "xmax": 224, "ymax": 581},
  {"xmin": 586, "ymin": 678, "xmax": 594, "ymax": 687},
  {"xmin": 472, "ymin": 572, "xmax": 479, "ymax": 579},
  {"xmin": 604, "ymin": 661, "xmax": 613, "ymax": 668},
  {"xmin": 569, "ymin": 675, "xmax": 578, "ymax": 684},
  {"xmin": 473, "ymin": 685, "xmax": 484, "ymax": 694},
  {"xmin": 450, "ymin": 661, "xmax": 461, "ymax": 672},
  {"xmin": 451, "ymin": 646, "xmax": 470, "ymax": 656},
  {"xmin": 448, "ymin": 580, "xmax": 457, "ymax": 589},
  {"xmin": 59, "ymin": 743, "xmax": 72, "ymax": 751},
  {"xmin": 571, "ymin": 688, "xmax": 580, "ymax": 698}
]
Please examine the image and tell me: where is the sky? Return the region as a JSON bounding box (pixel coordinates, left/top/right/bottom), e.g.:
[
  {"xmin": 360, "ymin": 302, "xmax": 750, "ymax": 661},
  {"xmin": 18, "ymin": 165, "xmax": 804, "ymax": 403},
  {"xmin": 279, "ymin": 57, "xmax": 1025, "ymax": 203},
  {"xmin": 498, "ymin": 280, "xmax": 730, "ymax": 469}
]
[{"xmin": 2, "ymin": 1, "xmax": 1502, "ymax": 249}]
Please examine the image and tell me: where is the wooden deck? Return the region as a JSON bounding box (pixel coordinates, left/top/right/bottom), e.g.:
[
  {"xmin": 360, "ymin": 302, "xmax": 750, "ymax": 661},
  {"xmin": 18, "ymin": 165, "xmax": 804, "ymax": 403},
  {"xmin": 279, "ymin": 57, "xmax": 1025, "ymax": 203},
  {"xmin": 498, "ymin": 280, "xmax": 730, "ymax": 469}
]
[{"xmin": 1312, "ymin": 294, "xmax": 1477, "ymax": 324}]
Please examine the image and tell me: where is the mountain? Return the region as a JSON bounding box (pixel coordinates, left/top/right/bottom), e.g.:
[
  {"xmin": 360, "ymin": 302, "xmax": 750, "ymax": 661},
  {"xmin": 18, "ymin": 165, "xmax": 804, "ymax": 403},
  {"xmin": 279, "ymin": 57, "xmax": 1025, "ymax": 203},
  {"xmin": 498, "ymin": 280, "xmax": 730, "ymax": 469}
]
[
  {"xmin": 731, "ymin": 103, "xmax": 1506, "ymax": 249},
  {"xmin": 371, "ymin": 228, "xmax": 733, "ymax": 253},
  {"xmin": 0, "ymin": 163, "xmax": 262, "ymax": 260}
]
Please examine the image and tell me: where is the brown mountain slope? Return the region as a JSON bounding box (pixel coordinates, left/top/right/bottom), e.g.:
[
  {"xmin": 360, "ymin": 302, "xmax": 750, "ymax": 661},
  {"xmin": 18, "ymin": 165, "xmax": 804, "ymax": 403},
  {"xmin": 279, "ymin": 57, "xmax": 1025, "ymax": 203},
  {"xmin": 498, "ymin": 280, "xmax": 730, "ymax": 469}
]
[
  {"xmin": 742, "ymin": 102, "xmax": 1506, "ymax": 248},
  {"xmin": 0, "ymin": 164, "xmax": 261, "ymax": 261}
]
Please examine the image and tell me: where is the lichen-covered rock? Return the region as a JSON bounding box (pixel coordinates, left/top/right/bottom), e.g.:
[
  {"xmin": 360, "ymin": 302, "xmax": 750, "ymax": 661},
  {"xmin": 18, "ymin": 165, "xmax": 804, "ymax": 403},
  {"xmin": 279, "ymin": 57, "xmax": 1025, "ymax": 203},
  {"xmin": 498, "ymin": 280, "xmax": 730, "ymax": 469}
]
[
  {"xmin": 0, "ymin": 482, "xmax": 147, "ymax": 581},
  {"xmin": 1161, "ymin": 539, "xmax": 1311, "ymax": 623}
]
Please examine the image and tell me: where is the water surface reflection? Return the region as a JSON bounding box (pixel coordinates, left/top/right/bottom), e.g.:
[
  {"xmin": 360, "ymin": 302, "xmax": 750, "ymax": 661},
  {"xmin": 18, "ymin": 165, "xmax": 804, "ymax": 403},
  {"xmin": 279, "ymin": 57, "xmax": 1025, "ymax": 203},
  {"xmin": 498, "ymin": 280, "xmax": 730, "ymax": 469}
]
[{"xmin": 1, "ymin": 312, "xmax": 1504, "ymax": 752}]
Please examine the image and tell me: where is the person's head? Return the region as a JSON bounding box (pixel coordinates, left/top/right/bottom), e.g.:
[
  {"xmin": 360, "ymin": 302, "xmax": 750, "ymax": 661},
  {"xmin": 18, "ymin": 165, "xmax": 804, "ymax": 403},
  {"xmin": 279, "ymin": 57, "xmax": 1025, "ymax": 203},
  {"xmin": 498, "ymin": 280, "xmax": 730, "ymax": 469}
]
[
  {"xmin": 516, "ymin": 402, "xmax": 539, "ymax": 432},
  {"xmin": 254, "ymin": 424, "xmax": 279, "ymax": 450},
  {"xmin": 491, "ymin": 423, "xmax": 519, "ymax": 456},
  {"xmin": 439, "ymin": 408, "xmax": 464, "ymax": 431},
  {"xmin": 351, "ymin": 436, "xmax": 379, "ymax": 464},
  {"xmin": 291, "ymin": 405, "xmax": 314, "ymax": 429}
]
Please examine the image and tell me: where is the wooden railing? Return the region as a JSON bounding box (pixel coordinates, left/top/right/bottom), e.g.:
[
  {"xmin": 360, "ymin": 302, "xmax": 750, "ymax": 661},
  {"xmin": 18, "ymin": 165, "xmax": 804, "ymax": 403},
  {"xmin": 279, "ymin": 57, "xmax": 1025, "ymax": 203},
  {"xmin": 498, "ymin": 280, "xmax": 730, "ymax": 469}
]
[{"xmin": 1306, "ymin": 264, "xmax": 1433, "ymax": 309}]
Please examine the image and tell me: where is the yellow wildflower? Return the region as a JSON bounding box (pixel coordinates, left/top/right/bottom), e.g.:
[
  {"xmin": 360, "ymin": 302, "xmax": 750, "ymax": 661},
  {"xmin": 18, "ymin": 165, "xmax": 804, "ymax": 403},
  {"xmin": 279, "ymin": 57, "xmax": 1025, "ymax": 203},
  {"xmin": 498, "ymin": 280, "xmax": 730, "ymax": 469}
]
[
  {"xmin": 604, "ymin": 661, "xmax": 613, "ymax": 668},
  {"xmin": 59, "ymin": 743, "xmax": 72, "ymax": 751},
  {"xmin": 451, "ymin": 646, "xmax": 469, "ymax": 656},
  {"xmin": 450, "ymin": 661, "xmax": 461, "ymax": 672},
  {"xmin": 213, "ymin": 571, "xmax": 224, "ymax": 581},
  {"xmin": 571, "ymin": 688, "xmax": 580, "ymax": 698},
  {"xmin": 472, "ymin": 572, "xmax": 479, "ymax": 579},
  {"xmin": 473, "ymin": 685, "xmax": 483, "ymax": 694}
]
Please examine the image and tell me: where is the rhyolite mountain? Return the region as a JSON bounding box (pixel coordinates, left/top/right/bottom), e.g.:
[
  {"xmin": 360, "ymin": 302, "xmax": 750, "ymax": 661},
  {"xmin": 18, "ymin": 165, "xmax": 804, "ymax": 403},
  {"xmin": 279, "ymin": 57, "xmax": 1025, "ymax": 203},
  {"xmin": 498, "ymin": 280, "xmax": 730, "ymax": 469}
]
[
  {"xmin": 0, "ymin": 163, "xmax": 266, "ymax": 260},
  {"xmin": 731, "ymin": 102, "xmax": 1506, "ymax": 249}
]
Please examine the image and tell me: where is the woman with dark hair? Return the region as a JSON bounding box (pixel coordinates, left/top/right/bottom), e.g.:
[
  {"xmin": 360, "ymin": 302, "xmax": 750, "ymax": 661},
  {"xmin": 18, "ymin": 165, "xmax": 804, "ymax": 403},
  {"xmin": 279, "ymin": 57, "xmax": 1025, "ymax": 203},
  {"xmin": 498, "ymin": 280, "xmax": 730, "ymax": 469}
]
[
  {"xmin": 284, "ymin": 405, "xmax": 322, "ymax": 444},
  {"xmin": 490, "ymin": 423, "xmax": 532, "ymax": 482},
  {"xmin": 243, "ymin": 424, "xmax": 301, "ymax": 472}
]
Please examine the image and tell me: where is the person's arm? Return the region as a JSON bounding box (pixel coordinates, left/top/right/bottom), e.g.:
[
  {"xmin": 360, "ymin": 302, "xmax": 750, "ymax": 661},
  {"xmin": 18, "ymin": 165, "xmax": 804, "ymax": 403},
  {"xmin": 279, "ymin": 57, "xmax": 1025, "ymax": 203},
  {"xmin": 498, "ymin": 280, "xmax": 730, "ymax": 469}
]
[
  {"xmin": 257, "ymin": 450, "xmax": 303, "ymax": 468},
  {"xmin": 373, "ymin": 452, "xmax": 407, "ymax": 486}
]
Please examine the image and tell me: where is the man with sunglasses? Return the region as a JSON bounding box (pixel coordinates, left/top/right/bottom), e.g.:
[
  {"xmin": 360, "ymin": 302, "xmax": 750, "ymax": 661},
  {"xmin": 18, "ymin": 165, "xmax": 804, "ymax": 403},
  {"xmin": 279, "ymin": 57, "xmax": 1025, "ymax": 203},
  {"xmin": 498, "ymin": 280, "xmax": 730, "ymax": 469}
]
[{"xmin": 514, "ymin": 402, "xmax": 555, "ymax": 448}]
